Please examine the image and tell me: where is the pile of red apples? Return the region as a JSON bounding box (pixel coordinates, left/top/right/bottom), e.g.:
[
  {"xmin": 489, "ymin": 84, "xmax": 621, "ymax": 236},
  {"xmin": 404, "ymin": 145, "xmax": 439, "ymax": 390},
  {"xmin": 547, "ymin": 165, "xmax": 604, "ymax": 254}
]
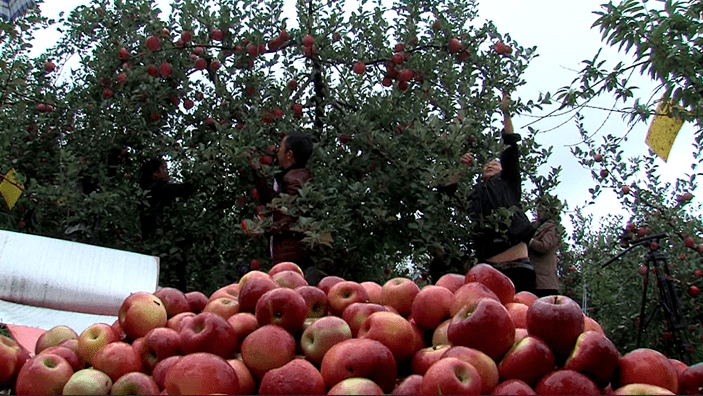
[{"xmin": 2, "ymin": 262, "xmax": 702, "ymax": 395}]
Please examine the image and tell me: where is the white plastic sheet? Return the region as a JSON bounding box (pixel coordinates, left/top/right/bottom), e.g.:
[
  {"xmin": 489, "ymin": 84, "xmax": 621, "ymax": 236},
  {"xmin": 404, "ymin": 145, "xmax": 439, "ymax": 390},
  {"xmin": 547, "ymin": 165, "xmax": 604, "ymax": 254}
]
[{"xmin": 0, "ymin": 230, "xmax": 159, "ymax": 331}]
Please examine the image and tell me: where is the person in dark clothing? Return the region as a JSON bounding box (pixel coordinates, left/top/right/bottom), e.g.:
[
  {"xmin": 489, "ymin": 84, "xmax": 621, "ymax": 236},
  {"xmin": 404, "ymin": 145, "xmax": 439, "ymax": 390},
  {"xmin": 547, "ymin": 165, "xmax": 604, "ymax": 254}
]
[
  {"xmin": 462, "ymin": 92, "xmax": 536, "ymax": 292},
  {"xmin": 251, "ymin": 131, "xmax": 317, "ymax": 282},
  {"xmin": 139, "ymin": 157, "xmax": 196, "ymax": 291}
]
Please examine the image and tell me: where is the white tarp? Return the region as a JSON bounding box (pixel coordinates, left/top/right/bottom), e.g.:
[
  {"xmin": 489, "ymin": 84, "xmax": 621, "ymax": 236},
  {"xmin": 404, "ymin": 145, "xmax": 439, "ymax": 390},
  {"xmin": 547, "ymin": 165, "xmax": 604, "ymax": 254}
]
[
  {"xmin": 0, "ymin": 230, "xmax": 159, "ymax": 331},
  {"xmin": 0, "ymin": 299, "xmax": 119, "ymax": 335}
]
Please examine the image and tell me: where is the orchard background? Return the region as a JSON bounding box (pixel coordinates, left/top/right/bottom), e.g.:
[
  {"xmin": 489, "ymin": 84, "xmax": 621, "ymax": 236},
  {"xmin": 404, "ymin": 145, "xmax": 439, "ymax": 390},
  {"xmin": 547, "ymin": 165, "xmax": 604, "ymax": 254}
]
[{"xmin": 1, "ymin": 0, "xmax": 703, "ymax": 361}]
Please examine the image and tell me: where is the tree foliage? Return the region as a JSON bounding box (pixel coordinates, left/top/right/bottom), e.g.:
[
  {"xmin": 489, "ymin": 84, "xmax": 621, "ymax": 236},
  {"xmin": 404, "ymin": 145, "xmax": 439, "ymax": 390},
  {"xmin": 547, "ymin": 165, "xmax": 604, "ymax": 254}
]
[
  {"xmin": 0, "ymin": 0, "xmax": 557, "ymax": 295},
  {"xmin": 554, "ymin": 0, "xmax": 703, "ymax": 362}
]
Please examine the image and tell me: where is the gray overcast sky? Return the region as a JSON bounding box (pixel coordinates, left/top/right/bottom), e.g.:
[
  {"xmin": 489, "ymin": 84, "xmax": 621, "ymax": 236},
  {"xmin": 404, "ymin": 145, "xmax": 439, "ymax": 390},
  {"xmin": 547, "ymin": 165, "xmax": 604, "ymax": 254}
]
[{"xmin": 32, "ymin": 0, "xmax": 699, "ymax": 232}]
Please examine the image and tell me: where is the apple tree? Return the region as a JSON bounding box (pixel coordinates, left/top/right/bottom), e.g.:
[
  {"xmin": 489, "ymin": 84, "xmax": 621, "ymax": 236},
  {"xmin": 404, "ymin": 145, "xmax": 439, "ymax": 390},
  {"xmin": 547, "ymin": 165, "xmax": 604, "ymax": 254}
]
[
  {"xmin": 552, "ymin": 0, "xmax": 703, "ymax": 361},
  {"xmin": 1, "ymin": 0, "xmax": 559, "ymax": 295}
]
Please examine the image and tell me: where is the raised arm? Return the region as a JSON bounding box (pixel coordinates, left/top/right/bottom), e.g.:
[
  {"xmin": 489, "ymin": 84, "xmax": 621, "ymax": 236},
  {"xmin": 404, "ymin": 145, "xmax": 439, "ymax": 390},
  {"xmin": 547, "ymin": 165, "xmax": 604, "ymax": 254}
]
[{"xmin": 498, "ymin": 91, "xmax": 521, "ymax": 196}]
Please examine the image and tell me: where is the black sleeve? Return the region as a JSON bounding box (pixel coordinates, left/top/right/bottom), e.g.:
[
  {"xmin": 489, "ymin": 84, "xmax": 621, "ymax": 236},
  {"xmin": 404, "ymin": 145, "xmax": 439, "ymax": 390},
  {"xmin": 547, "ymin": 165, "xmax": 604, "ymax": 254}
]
[
  {"xmin": 254, "ymin": 173, "xmax": 276, "ymax": 205},
  {"xmin": 161, "ymin": 181, "xmax": 196, "ymax": 199},
  {"xmin": 500, "ymin": 132, "xmax": 521, "ymax": 199}
]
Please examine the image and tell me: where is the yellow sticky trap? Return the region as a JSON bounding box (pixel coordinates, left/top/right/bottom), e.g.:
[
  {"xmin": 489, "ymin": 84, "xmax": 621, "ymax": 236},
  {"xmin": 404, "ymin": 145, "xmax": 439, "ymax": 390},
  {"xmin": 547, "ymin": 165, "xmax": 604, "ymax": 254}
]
[
  {"xmin": 0, "ymin": 169, "xmax": 24, "ymax": 210},
  {"xmin": 646, "ymin": 100, "xmax": 684, "ymax": 162}
]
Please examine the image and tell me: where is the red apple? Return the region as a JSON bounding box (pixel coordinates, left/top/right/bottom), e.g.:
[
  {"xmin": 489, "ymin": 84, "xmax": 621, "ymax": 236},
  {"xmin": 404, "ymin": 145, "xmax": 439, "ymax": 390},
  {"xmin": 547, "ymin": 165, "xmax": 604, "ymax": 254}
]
[
  {"xmin": 211, "ymin": 29, "xmax": 224, "ymax": 41},
  {"xmin": 295, "ymin": 285, "xmax": 329, "ymax": 318},
  {"xmin": 137, "ymin": 327, "xmax": 181, "ymax": 374},
  {"xmin": 39, "ymin": 346, "xmax": 84, "ymax": 373},
  {"xmin": 320, "ymin": 338, "xmax": 397, "ymax": 393},
  {"xmin": 435, "ymin": 273, "xmax": 465, "ymax": 293},
  {"xmin": 584, "ymin": 315, "xmax": 605, "ymax": 334},
  {"xmin": 57, "ymin": 338, "xmax": 80, "ymax": 361},
  {"xmin": 269, "ymin": 261, "xmax": 304, "ymax": 277},
  {"xmin": 301, "ymin": 316, "xmax": 353, "ymax": 364},
  {"xmin": 352, "ymin": 61, "xmax": 366, "ymax": 75},
  {"xmin": 117, "ymin": 292, "xmax": 168, "ymax": 340},
  {"xmin": 259, "ymin": 358, "xmax": 326, "ymax": 395},
  {"xmin": 514, "ymin": 327, "xmax": 529, "ymax": 344},
  {"xmin": 318, "ymin": 275, "xmax": 346, "ymax": 295},
  {"xmin": 154, "ymin": 287, "xmax": 190, "ymax": 318},
  {"xmin": 329, "ymin": 377, "xmax": 384, "ymax": 395},
  {"xmin": 159, "ymin": 62, "xmax": 172, "ymax": 77},
  {"xmin": 145, "ymin": 35, "xmax": 160, "ymax": 52},
  {"xmin": 432, "ymin": 319, "xmax": 451, "ymax": 346},
  {"xmin": 0, "ymin": 334, "xmax": 28, "ymax": 388},
  {"xmin": 227, "ymin": 312, "xmax": 259, "ymax": 344},
  {"xmin": 152, "ymin": 355, "xmax": 181, "ymax": 390},
  {"xmin": 409, "ymin": 319, "xmax": 427, "ymax": 353},
  {"xmin": 442, "ymin": 346, "xmax": 499, "ymax": 394},
  {"xmin": 465, "ymin": 263, "xmax": 516, "ymax": 305},
  {"xmin": 447, "ymin": 298, "xmax": 515, "ymax": 361},
  {"xmin": 203, "ymin": 297, "xmax": 241, "ymax": 320},
  {"xmin": 411, "ymin": 344, "xmax": 451, "ymax": 375},
  {"xmin": 358, "ymin": 281, "xmax": 382, "ymax": 304},
  {"xmin": 526, "ymin": 295, "xmax": 584, "ymax": 358},
  {"xmin": 227, "ymin": 358, "xmax": 256, "ymax": 395},
  {"xmin": 118, "ymin": 47, "xmax": 129, "ymax": 60},
  {"xmin": 240, "ymin": 324, "xmax": 296, "ymax": 380},
  {"xmin": 91, "ymin": 341, "xmax": 142, "ymax": 382},
  {"xmin": 381, "ymin": 277, "xmax": 420, "ymax": 317},
  {"xmin": 15, "ymin": 354, "xmax": 74, "ymax": 395},
  {"xmin": 514, "ymin": 291, "xmax": 538, "ymax": 307},
  {"xmin": 341, "ymin": 302, "xmax": 388, "ymax": 337},
  {"xmin": 448, "ymin": 38, "xmax": 462, "ymax": 53},
  {"xmin": 392, "ymin": 374, "xmax": 423, "ymax": 395},
  {"xmin": 616, "ymin": 348, "xmax": 678, "ymax": 393},
  {"xmin": 328, "ymin": 281, "xmax": 370, "ymax": 316},
  {"xmin": 421, "ymin": 357, "xmax": 482, "ymax": 395},
  {"xmin": 272, "ymin": 270, "xmax": 308, "ymax": 289},
  {"xmin": 35, "ymin": 325, "xmax": 78, "ymax": 355},
  {"xmin": 677, "ymin": 362, "xmax": 703, "ymax": 395},
  {"xmin": 564, "ymin": 330, "xmax": 620, "ymax": 388},
  {"xmin": 238, "ymin": 269, "xmax": 271, "ymax": 289},
  {"xmin": 167, "ymin": 311, "xmax": 196, "ymax": 332},
  {"xmin": 238, "ymin": 275, "xmax": 278, "ymax": 312},
  {"xmin": 450, "ymin": 281, "xmax": 500, "ymax": 316},
  {"xmin": 77, "ymin": 323, "xmax": 120, "ymax": 365},
  {"xmin": 613, "ymin": 383, "xmax": 675, "ymax": 395},
  {"xmin": 111, "ymin": 371, "xmax": 159, "ymax": 395},
  {"xmin": 255, "ymin": 287, "xmax": 308, "ymax": 334},
  {"xmin": 194, "ymin": 57, "xmax": 207, "ymax": 70},
  {"xmin": 302, "ymin": 34, "xmax": 314, "ymax": 47},
  {"xmin": 62, "ymin": 368, "xmax": 113, "ymax": 395},
  {"xmin": 179, "ymin": 311, "xmax": 238, "ymax": 359},
  {"xmin": 358, "ymin": 311, "xmax": 417, "ymax": 363},
  {"xmin": 498, "ymin": 335, "xmax": 555, "ymax": 387},
  {"xmin": 505, "ymin": 302, "xmax": 529, "ymax": 328},
  {"xmin": 491, "ymin": 379, "xmax": 537, "ymax": 395},
  {"xmin": 669, "ymin": 358, "xmax": 688, "ymax": 379},
  {"xmin": 411, "ymin": 285, "xmax": 453, "ymax": 330},
  {"xmin": 208, "ymin": 283, "xmax": 240, "ymax": 303},
  {"xmin": 534, "ymin": 369, "xmax": 601, "ymax": 395},
  {"xmin": 165, "ymin": 352, "xmax": 239, "ymax": 395}
]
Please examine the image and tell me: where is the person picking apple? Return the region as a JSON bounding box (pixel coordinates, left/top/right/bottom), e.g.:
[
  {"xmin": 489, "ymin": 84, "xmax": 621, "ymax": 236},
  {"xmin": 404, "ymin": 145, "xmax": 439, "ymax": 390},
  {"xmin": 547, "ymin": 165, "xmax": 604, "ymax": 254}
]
[
  {"xmin": 139, "ymin": 157, "xmax": 197, "ymax": 291},
  {"xmin": 460, "ymin": 90, "xmax": 536, "ymax": 292},
  {"xmin": 251, "ymin": 130, "xmax": 320, "ymax": 283}
]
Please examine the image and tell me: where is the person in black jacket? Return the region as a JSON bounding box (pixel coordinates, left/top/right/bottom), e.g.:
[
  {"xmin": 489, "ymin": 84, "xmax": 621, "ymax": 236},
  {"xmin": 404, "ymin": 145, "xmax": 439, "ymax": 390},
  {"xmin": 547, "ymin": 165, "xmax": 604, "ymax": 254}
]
[
  {"xmin": 462, "ymin": 91, "xmax": 536, "ymax": 292},
  {"xmin": 140, "ymin": 157, "xmax": 196, "ymax": 290}
]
